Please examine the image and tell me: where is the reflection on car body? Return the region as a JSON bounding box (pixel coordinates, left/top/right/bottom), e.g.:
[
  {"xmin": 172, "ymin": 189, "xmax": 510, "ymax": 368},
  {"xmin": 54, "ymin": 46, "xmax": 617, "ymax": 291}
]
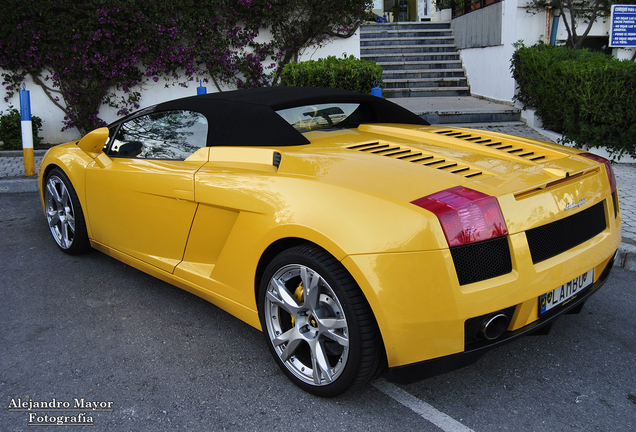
[{"xmin": 109, "ymin": 110, "xmax": 208, "ymax": 160}]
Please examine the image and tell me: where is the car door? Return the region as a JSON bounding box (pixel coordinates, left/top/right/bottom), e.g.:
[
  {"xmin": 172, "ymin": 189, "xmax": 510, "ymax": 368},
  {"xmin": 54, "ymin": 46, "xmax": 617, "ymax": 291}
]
[{"xmin": 85, "ymin": 109, "xmax": 209, "ymax": 273}]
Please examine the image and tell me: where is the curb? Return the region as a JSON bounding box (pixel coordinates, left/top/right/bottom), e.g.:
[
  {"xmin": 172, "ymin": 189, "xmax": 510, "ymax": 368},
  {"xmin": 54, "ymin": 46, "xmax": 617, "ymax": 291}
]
[
  {"xmin": 420, "ymin": 111, "xmax": 521, "ymax": 125},
  {"xmin": 0, "ymin": 149, "xmax": 49, "ymax": 157},
  {"xmin": 0, "ymin": 150, "xmax": 45, "ymax": 193},
  {"xmin": 0, "ymin": 177, "xmax": 38, "ymax": 193},
  {"xmin": 617, "ymin": 242, "xmax": 636, "ymax": 272}
]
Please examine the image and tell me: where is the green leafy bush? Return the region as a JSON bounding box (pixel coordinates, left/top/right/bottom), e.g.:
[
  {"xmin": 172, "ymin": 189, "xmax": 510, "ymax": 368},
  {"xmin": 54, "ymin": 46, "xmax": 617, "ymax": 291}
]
[
  {"xmin": 511, "ymin": 42, "xmax": 636, "ymax": 159},
  {"xmin": 0, "ymin": 107, "xmax": 44, "ymax": 150},
  {"xmin": 435, "ymin": 0, "xmax": 453, "ymax": 10},
  {"xmin": 278, "ymin": 55, "xmax": 384, "ymax": 95},
  {"xmin": 1, "ymin": 0, "xmax": 370, "ymax": 134}
]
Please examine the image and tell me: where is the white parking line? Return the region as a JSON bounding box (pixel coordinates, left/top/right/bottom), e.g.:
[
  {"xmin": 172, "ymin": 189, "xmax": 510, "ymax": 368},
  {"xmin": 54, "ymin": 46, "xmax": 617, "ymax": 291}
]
[{"xmin": 372, "ymin": 378, "xmax": 474, "ymax": 432}]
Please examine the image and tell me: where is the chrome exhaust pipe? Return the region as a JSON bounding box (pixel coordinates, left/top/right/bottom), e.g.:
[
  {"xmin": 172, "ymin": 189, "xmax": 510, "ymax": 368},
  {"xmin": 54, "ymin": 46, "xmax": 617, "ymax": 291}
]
[{"xmin": 479, "ymin": 313, "xmax": 509, "ymax": 341}]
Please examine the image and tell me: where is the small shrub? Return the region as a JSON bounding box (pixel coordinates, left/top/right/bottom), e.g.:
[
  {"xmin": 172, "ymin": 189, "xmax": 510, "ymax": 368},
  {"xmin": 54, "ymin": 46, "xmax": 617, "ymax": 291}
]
[
  {"xmin": 278, "ymin": 55, "xmax": 384, "ymax": 95},
  {"xmin": 0, "ymin": 107, "xmax": 44, "ymax": 150},
  {"xmin": 511, "ymin": 42, "xmax": 636, "ymax": 159}
]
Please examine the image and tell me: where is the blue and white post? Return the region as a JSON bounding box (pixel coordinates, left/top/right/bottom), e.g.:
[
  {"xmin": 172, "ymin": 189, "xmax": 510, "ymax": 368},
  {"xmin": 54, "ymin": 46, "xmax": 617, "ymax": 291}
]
[{"xmin": 19, "ymin": 83, "xmax": 35, "ymax": 176}]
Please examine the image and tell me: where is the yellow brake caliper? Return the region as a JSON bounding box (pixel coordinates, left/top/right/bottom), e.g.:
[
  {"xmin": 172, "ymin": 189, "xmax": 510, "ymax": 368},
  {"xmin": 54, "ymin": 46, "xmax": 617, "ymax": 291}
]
[{"xmin": 291, "ymin": 281, "xmax": 304, "ymax": 327}]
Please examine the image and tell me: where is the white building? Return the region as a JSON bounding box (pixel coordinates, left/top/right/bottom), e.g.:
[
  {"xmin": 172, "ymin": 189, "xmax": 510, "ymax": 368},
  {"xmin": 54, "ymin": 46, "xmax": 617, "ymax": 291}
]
[{"xmin": 444, "ymin": 0, "xmax": 635, "ymax": 102}]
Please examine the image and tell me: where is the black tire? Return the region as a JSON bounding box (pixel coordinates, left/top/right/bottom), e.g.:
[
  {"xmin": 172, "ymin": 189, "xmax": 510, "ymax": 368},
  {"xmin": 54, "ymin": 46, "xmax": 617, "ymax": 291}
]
[
  {"xmin": 258, "ymin": 244, "xmax": 385, "ymax": 397},
  {"xmin": 43, "ymin": 167, "xmax": 91, "ymax": 255}
]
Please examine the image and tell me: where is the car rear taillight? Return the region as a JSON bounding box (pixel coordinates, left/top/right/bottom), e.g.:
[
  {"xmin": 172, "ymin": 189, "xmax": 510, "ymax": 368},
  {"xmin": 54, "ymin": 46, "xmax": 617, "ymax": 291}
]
[
  {"xmin": 411, "ymin": 186, "xmax": 508, "ymax": 247},
  {"xmin": 579, "ymin": 153, "xmax": 616, "ymax": 193}
]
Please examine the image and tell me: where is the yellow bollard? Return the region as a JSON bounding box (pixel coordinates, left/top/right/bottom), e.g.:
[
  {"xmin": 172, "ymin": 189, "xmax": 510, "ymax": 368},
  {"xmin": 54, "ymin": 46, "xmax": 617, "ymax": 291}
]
[{"xmin": 23, "ymin": 147, "xmax": 35, "ymax": 177}]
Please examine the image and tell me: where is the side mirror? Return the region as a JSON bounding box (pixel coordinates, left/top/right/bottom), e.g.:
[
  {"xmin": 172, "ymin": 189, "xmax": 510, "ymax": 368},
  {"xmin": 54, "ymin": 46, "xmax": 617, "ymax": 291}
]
[{"xmin": 78, "ymin": 127, "xmax": 109, "ymax": 158}]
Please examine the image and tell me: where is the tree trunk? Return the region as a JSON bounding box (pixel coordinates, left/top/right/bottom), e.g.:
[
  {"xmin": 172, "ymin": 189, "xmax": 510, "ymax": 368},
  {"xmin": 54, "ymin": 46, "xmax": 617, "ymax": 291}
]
[
  {"xmin": 556, "ymin": 0, "xmax": 603, "ymax": 49},
  {"xmin": 29, "ymin": 73, "xmax": 87, "ymax": 135}
]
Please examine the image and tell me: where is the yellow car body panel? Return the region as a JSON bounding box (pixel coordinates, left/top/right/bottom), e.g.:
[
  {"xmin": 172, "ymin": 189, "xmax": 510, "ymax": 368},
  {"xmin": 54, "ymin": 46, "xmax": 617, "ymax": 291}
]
[
  {"xmin": 343, "ymin": 207, "xmax": 620, "ymax": 368},
  {"xmin": 38, "ymin": 98, "xmax": 621, "ymax": 380},
  {"xmin": 84, "ymin": 155, "xmax": 206, "ymax": 272}
]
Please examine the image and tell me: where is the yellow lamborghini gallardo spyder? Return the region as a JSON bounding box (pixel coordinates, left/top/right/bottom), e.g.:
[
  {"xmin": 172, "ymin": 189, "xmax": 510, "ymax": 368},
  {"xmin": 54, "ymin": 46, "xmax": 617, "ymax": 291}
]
[{"xmin": 39, "ymin": 87, "xmax": 621, "ymax": 396}]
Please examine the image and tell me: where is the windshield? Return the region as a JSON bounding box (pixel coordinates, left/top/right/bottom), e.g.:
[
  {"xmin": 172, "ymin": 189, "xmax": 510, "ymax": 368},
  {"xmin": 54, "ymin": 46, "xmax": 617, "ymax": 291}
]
[{"xmin": 275, "ymin": 103, "xmax": 364, "ymax": 132}]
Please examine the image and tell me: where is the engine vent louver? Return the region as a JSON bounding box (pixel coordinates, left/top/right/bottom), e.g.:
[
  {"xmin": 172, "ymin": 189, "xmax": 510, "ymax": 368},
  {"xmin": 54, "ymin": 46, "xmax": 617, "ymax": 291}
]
[
  {"xmin": 347, "ymin": 142, "xmax": 486, "ymax": 179},
  {"xmin": 435, "ymin": 129, "xmax": 549, "ymax": 162}
]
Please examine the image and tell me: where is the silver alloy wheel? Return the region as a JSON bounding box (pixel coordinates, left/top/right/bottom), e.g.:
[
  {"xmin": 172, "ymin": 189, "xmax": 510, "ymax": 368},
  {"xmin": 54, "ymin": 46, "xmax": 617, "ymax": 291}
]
[
  {"xmin": 45, "ymin": 175, "xmax": 76, "ymax": 249},
  {"xmin": 263, "ymin": 264, "xmax": 350, "ymax": 386}
]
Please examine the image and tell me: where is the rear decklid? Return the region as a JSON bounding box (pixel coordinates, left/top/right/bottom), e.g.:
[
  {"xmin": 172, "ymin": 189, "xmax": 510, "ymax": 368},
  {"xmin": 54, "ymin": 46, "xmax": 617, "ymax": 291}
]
[{"xmin": 277, "ymin": 124, "xmax": 616, "ymax": 237}]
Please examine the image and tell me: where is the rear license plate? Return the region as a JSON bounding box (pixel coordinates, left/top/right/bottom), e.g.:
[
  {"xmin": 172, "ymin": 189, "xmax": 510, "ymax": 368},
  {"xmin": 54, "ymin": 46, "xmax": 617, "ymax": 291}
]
[{"xmin": 539, "ymin": 269, "xmax": 594, "ymax": 315}]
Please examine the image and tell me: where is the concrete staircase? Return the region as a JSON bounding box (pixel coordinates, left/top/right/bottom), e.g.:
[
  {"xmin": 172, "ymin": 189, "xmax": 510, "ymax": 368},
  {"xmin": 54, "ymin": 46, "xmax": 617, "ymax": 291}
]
[{"xmin": 360, "ymin": 22, "xmax": 470, "ymax": 98}]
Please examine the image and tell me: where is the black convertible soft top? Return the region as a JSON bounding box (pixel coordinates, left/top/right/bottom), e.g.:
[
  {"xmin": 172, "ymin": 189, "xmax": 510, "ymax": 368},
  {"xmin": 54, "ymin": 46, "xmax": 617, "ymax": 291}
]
[{"xmin": 116, "ymin": 87, "xmax": 429, "ymax": 147}]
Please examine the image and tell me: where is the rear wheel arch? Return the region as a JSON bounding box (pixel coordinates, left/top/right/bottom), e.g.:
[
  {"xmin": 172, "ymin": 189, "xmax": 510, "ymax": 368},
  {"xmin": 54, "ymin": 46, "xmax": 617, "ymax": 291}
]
[
  {"xmin": 255, "ymin": 237, "xmax": 310, "ymax": 304},
  {"xmin": 257, "ymin": 243, "xmax": 387, "ymax": 396},
  {"xmin": 254, "ymin": 238, "xmax": 385, "ymax": 330},
  {"xmin": 254, "ymin": 236, "xmax": 351, "ymax": 308}
]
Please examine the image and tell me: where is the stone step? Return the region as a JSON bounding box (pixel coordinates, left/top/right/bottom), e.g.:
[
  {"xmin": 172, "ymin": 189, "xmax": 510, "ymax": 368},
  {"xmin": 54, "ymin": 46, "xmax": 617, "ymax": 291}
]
[
  {"xmin": 377, "ymin": 60, "xmax": 464, "ymax": 71},
  {"xmin": 422, "ymin": 111, "xmax": 522, "ymax": 124},
  {"xmin": 391, "ymin": 97, "xmax": 522, "ymax": 123},
  {"xmin": 361, "ymin": 37, "xmax": 455, "ymax": 46},
  {"xmin": 360, "ymin": 29, "xmax": 453, "ymax": 39},
  {"xmin": 362, "ymin": 52, "xmax": 460, "ymax": 63},
  {"xmin": 384, "ymin": 87, "xmax": 471, "ymax": 98},
  {"xmin": 383, "ymin": 77, "xmax": 468, "ymax": 89},
  {"xmin": 361, "ymin": 22, "xmax": 469, "ymax": 99},
  {"xmin": 362, "ymin": 22, "xmax": 451, "ymax": 31},
  {"xmin": 382, "ymin": 68, "xmax": 467, "ymax": 79},
  {"xmin": 360, "ymin": 21, "xmax": 450, "ymax": 32},
  {"xmin": 361, "ymin": 45, "xmax": 458, "ymax": 55}
]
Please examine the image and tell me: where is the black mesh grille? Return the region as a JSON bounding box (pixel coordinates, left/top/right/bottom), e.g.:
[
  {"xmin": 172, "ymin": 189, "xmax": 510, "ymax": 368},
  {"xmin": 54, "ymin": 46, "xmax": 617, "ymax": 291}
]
[
  {"xmin": 526, "ymin": 200, "xmax": 607, "ymax": 264},
  {"xmin": 450, "ymin": 236, "xmax": 512, "ymax": 285}
]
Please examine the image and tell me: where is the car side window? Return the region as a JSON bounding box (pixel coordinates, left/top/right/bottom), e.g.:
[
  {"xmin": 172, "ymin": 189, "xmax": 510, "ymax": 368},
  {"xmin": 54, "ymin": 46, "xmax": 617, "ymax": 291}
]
[{"xmin": 108, "ymin": 110, "xmax": 208, "ymax": 160}]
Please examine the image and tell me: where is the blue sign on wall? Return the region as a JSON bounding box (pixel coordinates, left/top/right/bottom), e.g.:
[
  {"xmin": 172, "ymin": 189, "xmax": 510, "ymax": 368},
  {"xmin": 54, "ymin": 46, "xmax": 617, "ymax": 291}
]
[{"xmin": 610, "ymin": 5, "xmax": 636, "ymax": 47}]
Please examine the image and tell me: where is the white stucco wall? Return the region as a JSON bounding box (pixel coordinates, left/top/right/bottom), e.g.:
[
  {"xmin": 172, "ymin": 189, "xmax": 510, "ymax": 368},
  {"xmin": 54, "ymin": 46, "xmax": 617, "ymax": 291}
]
[
  {"xmin": 299, "ymin": 31, "xmax": 360, "ymax": 61},
  {"xmin": 613, "ymin": 47, "xmax": 636, "ymax": 60},
  {"xmin": 1, "ymin": 75, "xmax": 209, "ymax": 144},
  {"xmin": 0, "ymin": 34, "xmax": 359, "ymax": 144},
  {"xmin": 459, "ymin": 0, "xmax": 618, "ymax": 104},
  {"xmin": 458, "ymin": 0, "xmax": 521, "ymax": 103},
  {"xmin": 552, "ymin": 13, "xmax": 612, "ymax": 41}
]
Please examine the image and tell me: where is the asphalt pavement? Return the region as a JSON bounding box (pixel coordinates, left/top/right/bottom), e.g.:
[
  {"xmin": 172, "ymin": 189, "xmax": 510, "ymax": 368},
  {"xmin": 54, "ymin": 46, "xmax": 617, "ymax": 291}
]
[
  {"xmin": 1, "ymin": 97, "xmax": 635, "ymax": 270},
  {"xmin": 1, "ymin": 97, "xmax": 635, "ymax": 431},
  {"xmin": 1, "ymin": 191, "xmax": 635, "ymax": 431}
]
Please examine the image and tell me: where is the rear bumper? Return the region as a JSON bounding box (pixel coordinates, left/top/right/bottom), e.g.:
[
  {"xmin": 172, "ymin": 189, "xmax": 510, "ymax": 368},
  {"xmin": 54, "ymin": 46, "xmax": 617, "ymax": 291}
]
[{"xmin": 387, "ymin": 250, "xmax": 616, "ymax": 384}]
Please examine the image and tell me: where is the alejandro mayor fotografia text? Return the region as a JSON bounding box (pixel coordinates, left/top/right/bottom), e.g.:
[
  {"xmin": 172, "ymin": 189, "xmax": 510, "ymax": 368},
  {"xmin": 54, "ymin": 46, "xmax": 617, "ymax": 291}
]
[{"xmin": 7, "ymin": 397, "xmax": 114, "ymax": 426}]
